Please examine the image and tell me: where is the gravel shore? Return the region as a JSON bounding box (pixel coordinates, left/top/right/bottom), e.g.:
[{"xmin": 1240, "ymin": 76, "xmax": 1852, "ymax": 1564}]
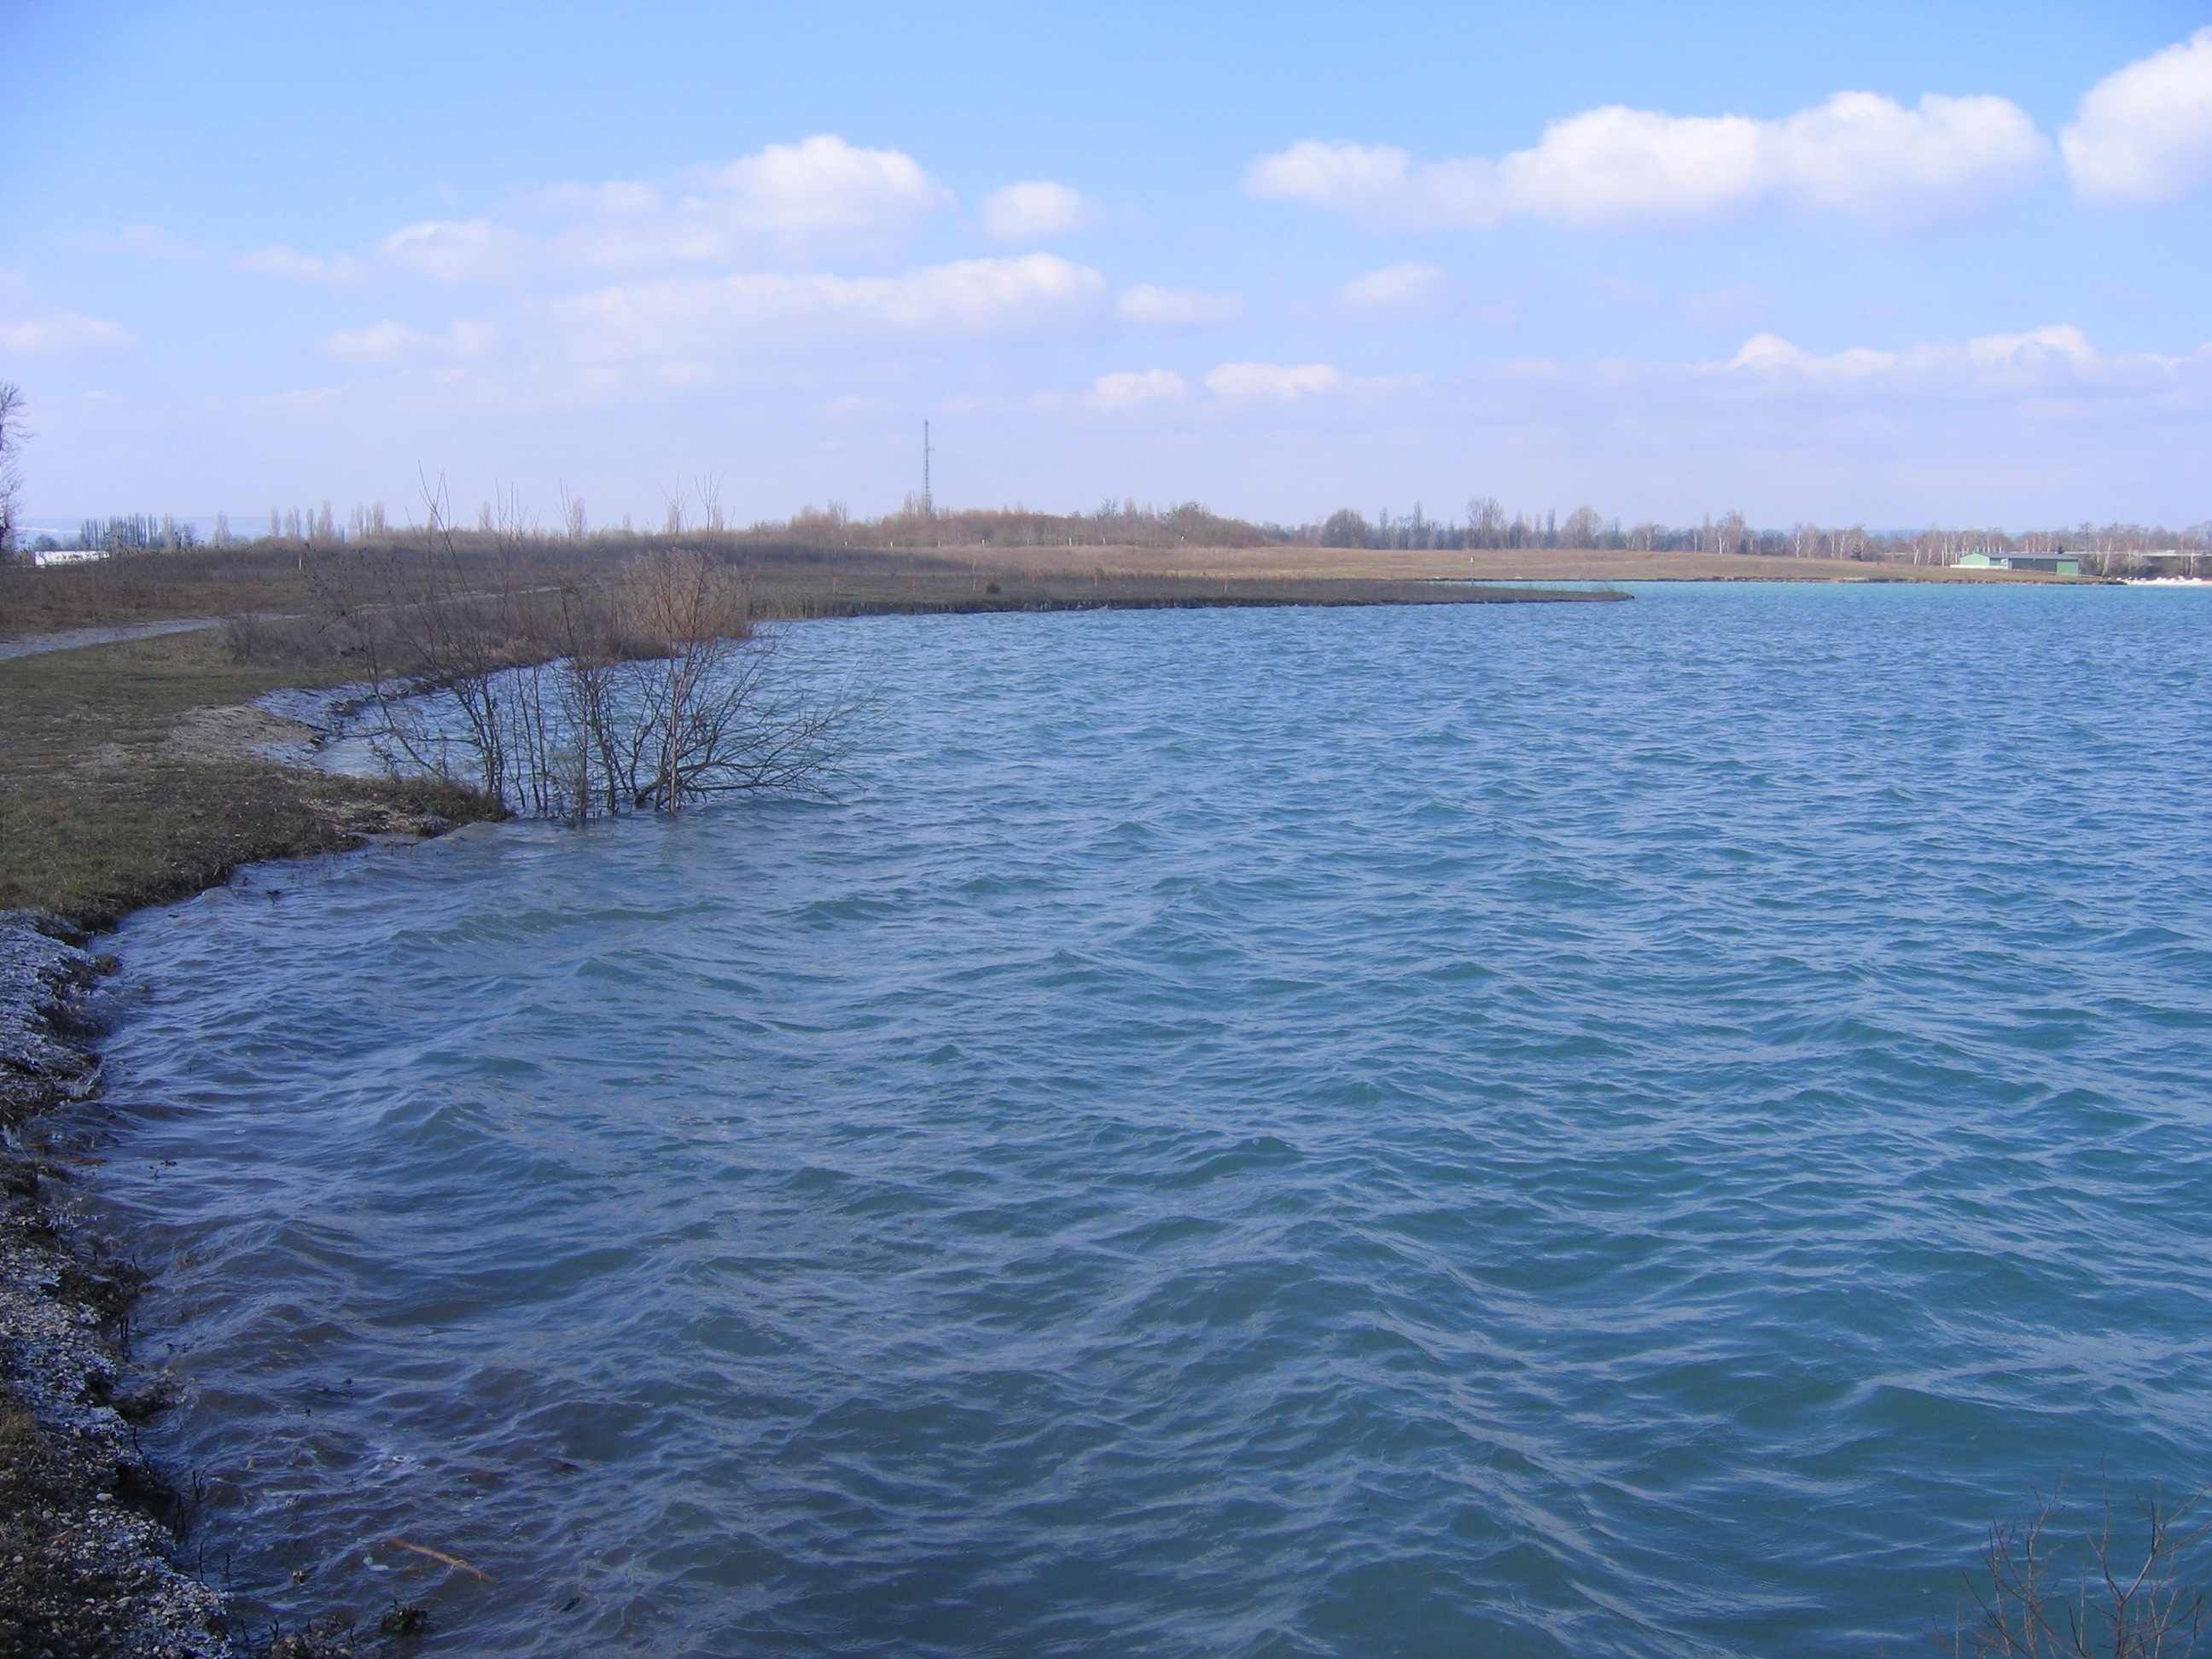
[{"xmin": 1, "ymin": 908, "xmax": 234, "ymax": 1658}]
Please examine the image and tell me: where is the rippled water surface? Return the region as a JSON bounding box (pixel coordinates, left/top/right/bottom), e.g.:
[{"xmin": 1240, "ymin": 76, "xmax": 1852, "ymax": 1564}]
[{"xmin": 89, "ymin": 585, "xmax": 2212, "ymax": 1656}]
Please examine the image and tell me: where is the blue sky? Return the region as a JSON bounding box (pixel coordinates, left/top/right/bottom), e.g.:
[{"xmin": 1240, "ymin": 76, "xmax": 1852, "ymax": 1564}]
[{"xmin": 3, "ymin": 0, "xmax": 2209, "ymax": 533}]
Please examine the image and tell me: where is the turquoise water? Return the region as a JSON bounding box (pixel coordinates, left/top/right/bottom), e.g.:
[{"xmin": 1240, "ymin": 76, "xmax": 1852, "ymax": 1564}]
[{"xmin": 90, "ymin": 585, "xmax": 2212, "ymax": 1656}]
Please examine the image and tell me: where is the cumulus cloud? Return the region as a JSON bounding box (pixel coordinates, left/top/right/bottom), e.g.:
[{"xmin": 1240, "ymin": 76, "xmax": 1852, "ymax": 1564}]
[
  {"xmin": 548, "ymin": 253, "xmax": 1109, "ymax": 363},
  {"xmin": 551, "ymin": 135, "xmax": 951, "ymax": 270},
  {"xmin": 1246, "ymin": 90, "xmax": 2049, "ymax": 231},
  {"xmin": 247, "ymin": 137, "xmax": 953, "ymax": 293},
  {"xmin": 317, "ymin": 318, "xmax": 500, "ymax": 364},
  {"xmin": 1335, "ymin": 261, "xmax": 1455, "ymax": 316},
  {"xmin": 2063, "ymin": 28, "xmax": 2212, "ymax": 204},
  {"xmin": 0, "ymin": 271, "xmax": 136, "ymax": 355},
  {"xmin": 234, "ymin": 245, "xmax": 371, "ymax": 283},
  {"xmin": 1115, "ymin": 284, "xmax": 1244, "ymax": 326},
  {"xmin": 1086, "ymin": 368, "xmax": 1188, "ymax": 410},
  {"xmin": 1204, "ymin": 361, "xmax": 1345, "ymax": 402},
  {"xmin": 980, "ymin": 180, "xmax": 1102, "ymax": 240}
]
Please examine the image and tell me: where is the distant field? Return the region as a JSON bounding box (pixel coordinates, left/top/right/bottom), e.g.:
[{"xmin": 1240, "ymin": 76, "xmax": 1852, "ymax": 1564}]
[
  {"xmin": 941, "ymin": 543, "xmax": 2094, "ymax": 585},
  {"xmin": 0, "ymin": 539, "xmax": 1617, "ymax": 640},
  {"xmin": 1, "ymin": 538, "xmax": 2093, "ymax": 642}
]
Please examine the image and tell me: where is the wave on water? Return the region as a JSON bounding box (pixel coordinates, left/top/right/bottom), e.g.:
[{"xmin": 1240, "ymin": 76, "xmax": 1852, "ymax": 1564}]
[{"xmin": 86, "ymin": 584, "xmax": 2212, "ymax": 1656}]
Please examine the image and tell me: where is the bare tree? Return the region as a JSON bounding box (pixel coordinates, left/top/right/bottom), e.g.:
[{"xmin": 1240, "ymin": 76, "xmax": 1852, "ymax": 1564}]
[
  {"xmin": 1560, "ymin": 504, "xmax": 1604, "ymax": 548},
  {"xmin": 1320, "ymin": 509, "xmax": 1371, "ymax": 549},
  {"xmin": 1465, "ymin": 496, "xmax": 1505, "ymax": 548},
  {"xmin": 694, "ymin": 471, "xmax": 726, "ymax": 534},
  {"xmin": 0, "ymin": 382, "xmax": 26, "ymax": 563}
]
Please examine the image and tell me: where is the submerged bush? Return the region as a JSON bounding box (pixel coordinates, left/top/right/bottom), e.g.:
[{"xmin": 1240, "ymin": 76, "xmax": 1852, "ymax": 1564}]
[
  {"xmin": 1947, "ymin": 1479, "xmax": 2212, "ymax": 1658},
  {"xmin": 288, "ymin": 541, "xmax": 858, "ymax": 820}
]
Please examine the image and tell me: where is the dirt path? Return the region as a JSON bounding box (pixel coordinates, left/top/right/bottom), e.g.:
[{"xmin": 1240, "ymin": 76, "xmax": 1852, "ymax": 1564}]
[{"xmin": 0, "ymin": 617, "xmax": 221, "ymax": 661}]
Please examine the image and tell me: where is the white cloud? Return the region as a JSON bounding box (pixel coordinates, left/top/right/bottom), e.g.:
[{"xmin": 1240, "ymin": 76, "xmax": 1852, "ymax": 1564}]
[
  {"xmin": 549, "ymin": 253, "xmax": 1109, "ymax": 363},
  {"xmin": 1249, "ymin": 141, "xmax": 1485, "ymax": 230},
  {"xmin": 0, "ymin": 271, "xmax": 136, "ymax": 356},
  {"xmin": 1764, "ymin": 94, "xmax": 2046, "ymax": 224},
  {"xmin": 317, "ymin": 318, "xmax": 500, "ymax": 364},
  {"xmin": 1335, "ymin": 261, "xmax": 1454, "ymax": 316},
  {"xmin": 380, "ymin": 218, "xmax": 539, "ymax": 283},
  {"xmin": 1115, "ymin": 284, "xmax": 1244, "ymax": 326},
  {"xmin": 234, "ymin": 245, "xmax": 371, "ymax": 283},
  {"xmin": 980, "ymin": 180, "xmax": 1102, "ymax": 241},
  {"xmin": 2063, "ymin": 28, "xmax": 2212, "ymax": 204},
  {"xmin": 1086, "ymin": 368, "xmax": 1187, "ymax": 410},
  {"xmin": 553, "ymin": 135, "xmax": 950, "ymax": 270},
  {"xmin": 246, "ymin": 136, "xmax": 953, "ymax": 293},
  {"xmin": 691, "ymin": 135, "xmax": 946, "ymax": 242},
  {"xmin": 1246, "ymin": 90, "xmax": 2048, "ymax": 231},
  {"xmin": 1204, "ymin": 361, "xmax": 1345, "ymax": 402},
  {"xmin": 1721, "ymin": 323, "xmax": 2176, "ymax": 387}
]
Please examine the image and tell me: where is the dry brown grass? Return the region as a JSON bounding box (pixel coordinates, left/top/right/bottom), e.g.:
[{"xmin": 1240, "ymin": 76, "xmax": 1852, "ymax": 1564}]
[{"xmin": 934, "ymin": 542, "xmax": 2098, "ymax": 585}]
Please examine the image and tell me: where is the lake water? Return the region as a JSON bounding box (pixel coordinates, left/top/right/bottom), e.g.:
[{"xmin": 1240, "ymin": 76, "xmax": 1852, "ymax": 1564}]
[{"xmin": 84, "ymin": 585, "xmax": 2212, "ymax": 1656}]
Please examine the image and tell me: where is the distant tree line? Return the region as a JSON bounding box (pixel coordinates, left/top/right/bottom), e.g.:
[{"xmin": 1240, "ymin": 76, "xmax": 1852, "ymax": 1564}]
[
  {"xmin": 769, "ymin": 494, "xmax": 1270, "ymax": 550},
  {"xmin": 1270, "ymin": 499, "xmax": 2212, "ymax": 568},
  {"xmin": 22, "ymin": 465, "xmax": 2212, "ymax": 576},
  {"xmin": 67, "ymin": 514, "xmax": 203, "ymax": 553}
]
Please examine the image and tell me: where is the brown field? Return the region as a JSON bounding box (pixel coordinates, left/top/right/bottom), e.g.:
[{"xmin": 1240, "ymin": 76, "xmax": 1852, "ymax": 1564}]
[
  {"xmin": 0, "ymin": 538, "xmax": 1623, "ymax": 641},
  {"xmin": 0, "ymin": 535, "xmax": 2088, "ymax": 643},
  {"xmin": 937, "ymin": 543, "xmax": 2096, "ymax": 585}
]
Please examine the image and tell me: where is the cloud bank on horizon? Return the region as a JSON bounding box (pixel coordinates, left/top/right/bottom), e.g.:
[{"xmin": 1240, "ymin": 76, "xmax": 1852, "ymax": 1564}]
[{"xmin": 4, "ymin": 6, "xmax": 2210, "ymax": 530}]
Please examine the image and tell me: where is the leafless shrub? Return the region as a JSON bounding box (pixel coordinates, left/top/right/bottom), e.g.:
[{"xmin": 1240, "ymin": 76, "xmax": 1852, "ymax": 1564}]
[
  {"xmin": 1947, "ymin": 1478, "xmax": 2212, "ymax": 1659},
  {"xmin": 292, "ymin": 501, "xmax": 858, "ymax": 820}
]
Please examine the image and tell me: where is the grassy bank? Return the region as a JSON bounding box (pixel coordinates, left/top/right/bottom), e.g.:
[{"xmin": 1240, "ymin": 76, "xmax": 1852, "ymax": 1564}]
[
  {"xmin": 1, "ymin": 539, "xmax": 1624, "ymax": 924},
  {"xmin": 0, "ymin": 535, "xmax": 1624, "ymax": 637},
  {"xmin": 0, "ymin": 629, "xmax": 500, "ymax": 929}
]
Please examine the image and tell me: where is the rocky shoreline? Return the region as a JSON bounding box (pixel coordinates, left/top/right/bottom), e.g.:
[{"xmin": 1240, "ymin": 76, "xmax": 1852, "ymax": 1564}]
[{"xmin": 0, "ymin": 908, "xmax": 233, "ymax": 1657}]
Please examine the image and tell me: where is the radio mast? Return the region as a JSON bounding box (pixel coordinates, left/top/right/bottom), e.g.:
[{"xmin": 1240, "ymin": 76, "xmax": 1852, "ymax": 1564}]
[{"xmin": 922, "ymin": 420, "xmax": 934, "ymax": 517}]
